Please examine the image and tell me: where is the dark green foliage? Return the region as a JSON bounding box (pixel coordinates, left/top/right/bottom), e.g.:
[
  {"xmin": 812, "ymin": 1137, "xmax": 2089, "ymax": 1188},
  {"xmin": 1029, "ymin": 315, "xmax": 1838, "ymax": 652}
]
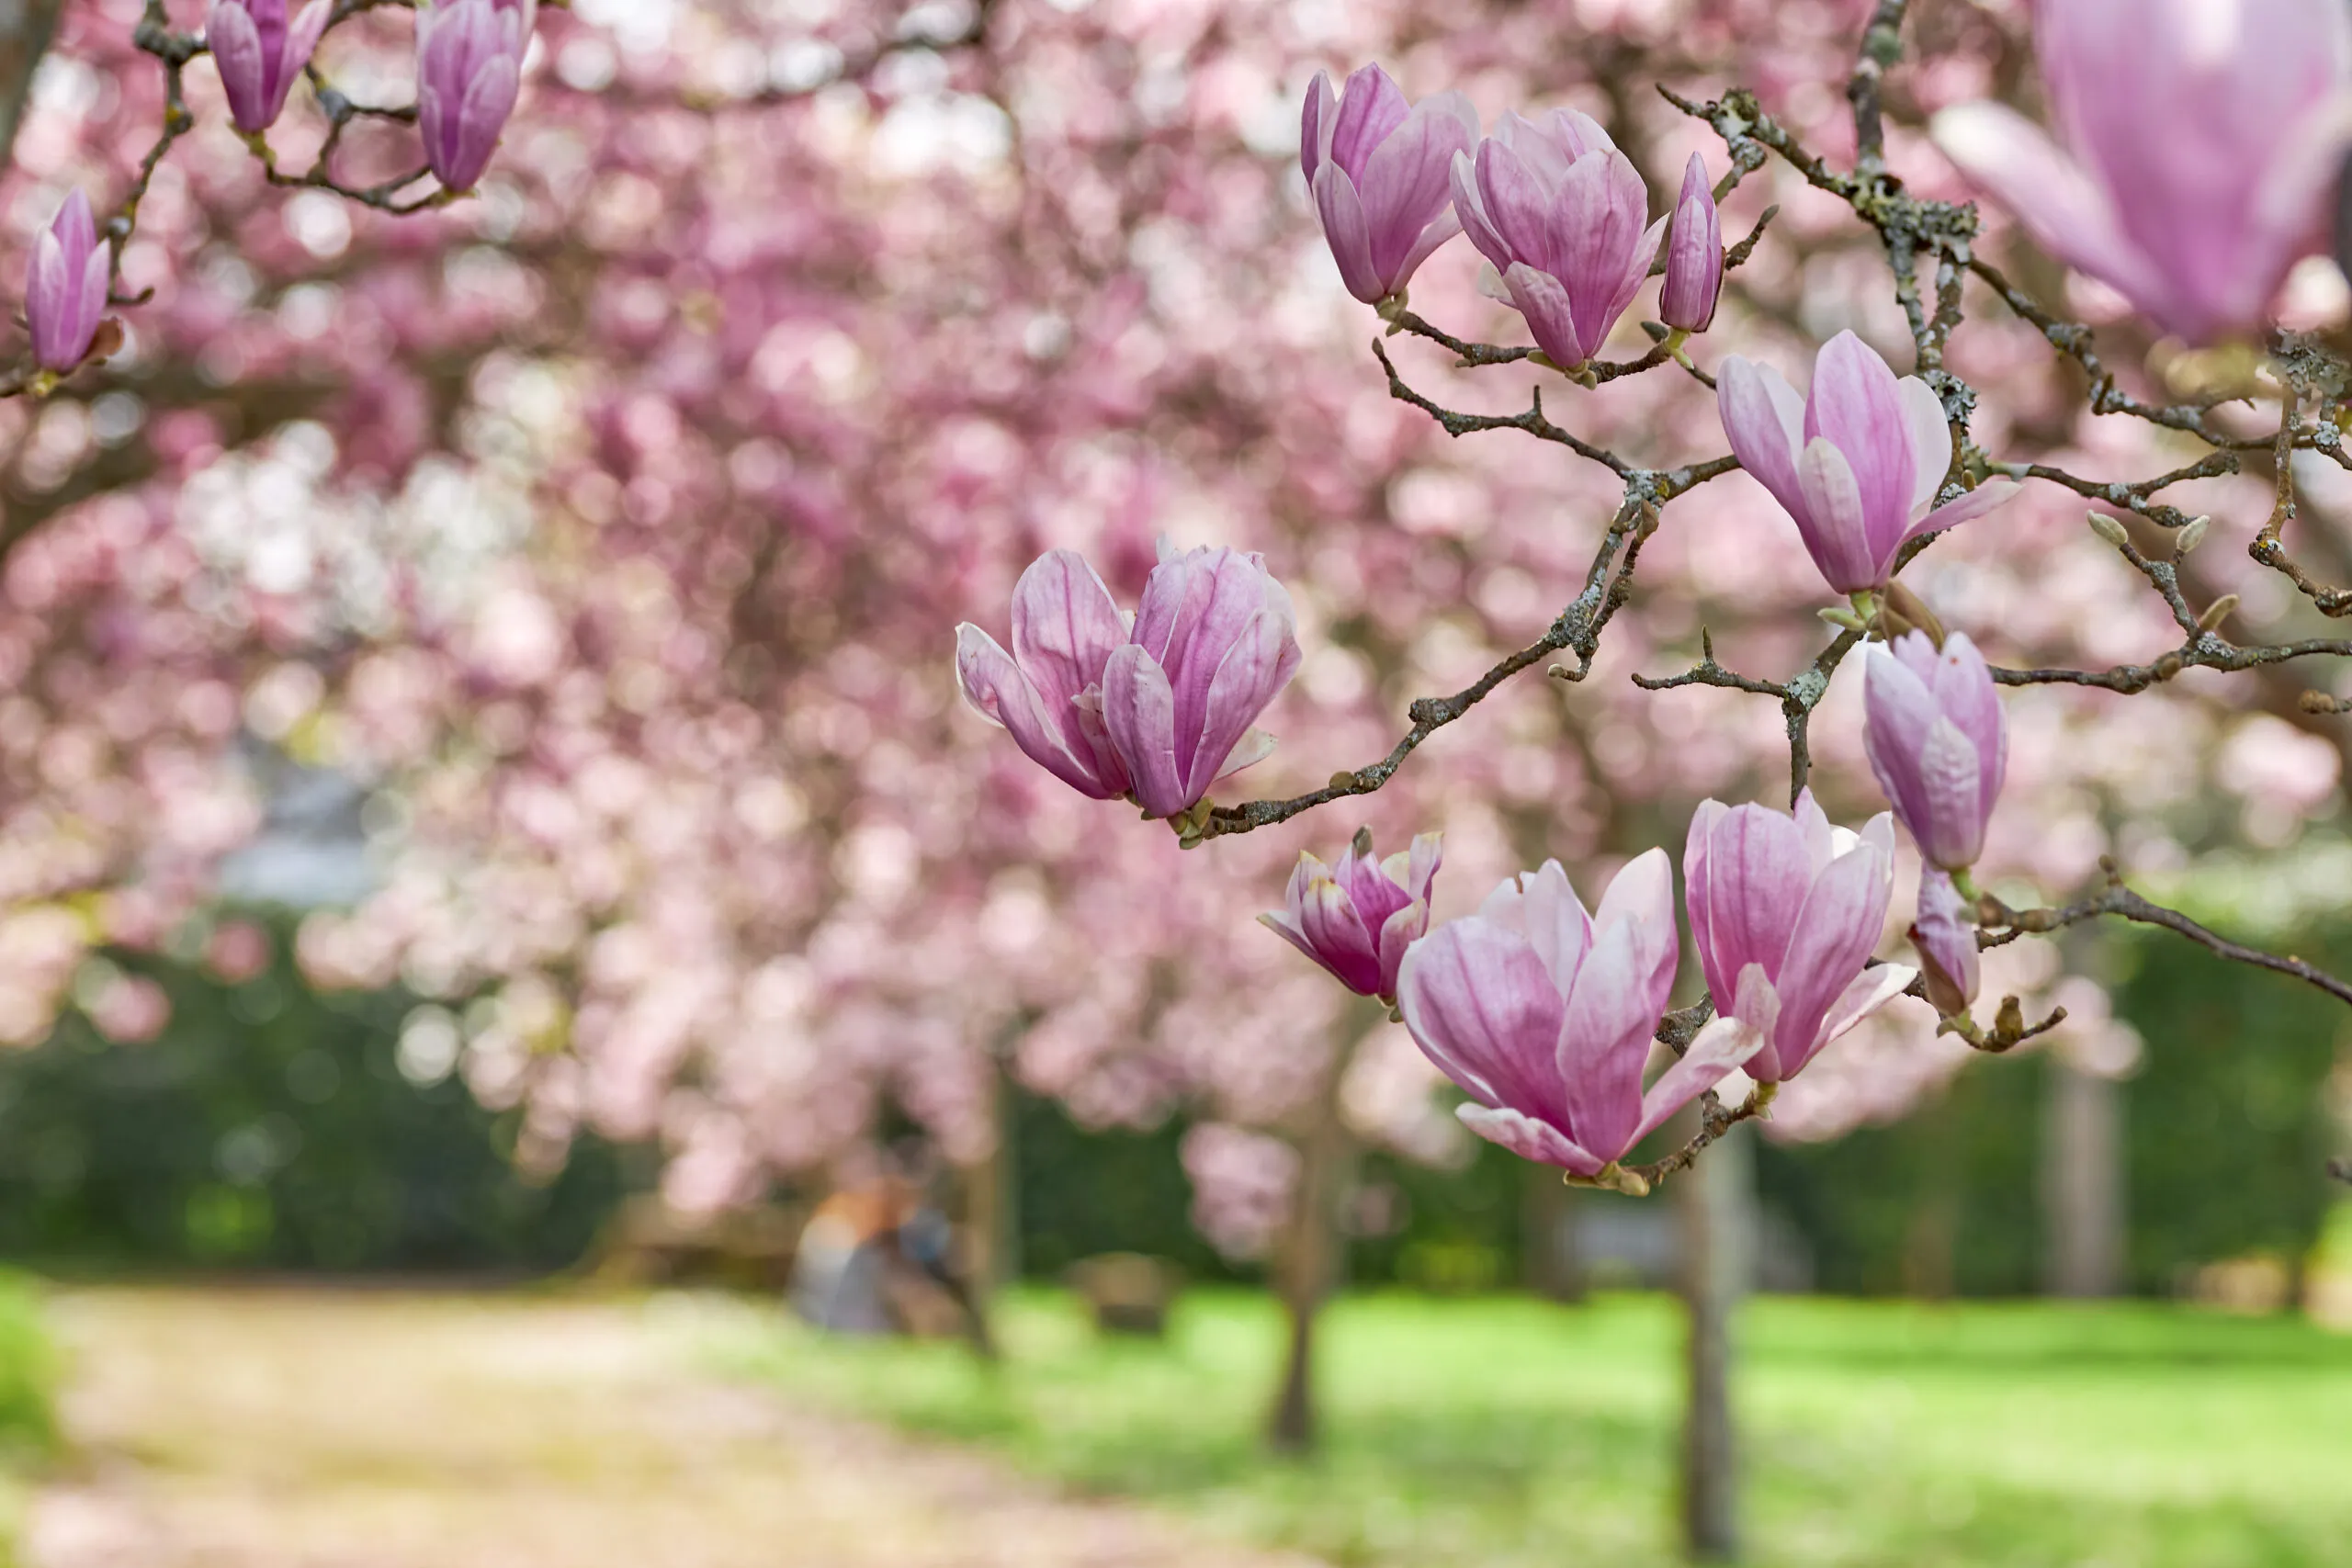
[
  {"xmin": 0, "ymin": 918, "xmax": 643, "ymax": 1275},
  {"xmin": 2112, "ymin": 930, "xmax": 2344, "ymax": 1292},
  {"xmin": 1013, "ymin": 1094, "xmax": 1231, "ymax": 1281},
  {"xmin": 1758, "ymin": 925, "xmax": 2347, "ymax": 1297}
]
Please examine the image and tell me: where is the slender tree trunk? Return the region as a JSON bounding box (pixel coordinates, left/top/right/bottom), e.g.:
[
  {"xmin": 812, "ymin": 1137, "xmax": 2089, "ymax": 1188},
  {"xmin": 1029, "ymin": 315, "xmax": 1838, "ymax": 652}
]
[
  {"xmin": 1903, "ymin": 1082, "xmax": 1961, "ymax": 1301},
  {"xmin": 0, "ymin": 0, "xmax": 62, "ymax": 174},
  {"xmin": 1679, "ymin": 1119, "xmax": 1750, "ymax": 1562},
  {"xmin": 1266, "ymin": 1039, "xmax": 1355, "ymax": 1454},
  {"xmin": 1522, "ymin": 1161, "xmax": 1587, "ymax": 1303},
  {"xmin": 2042, "ymin": 1055, "xmax": 2124, "ymax": 1298},
  {"xmin": 965, "ymin": 1059, "xmax": 1021, "ymax": 1297}
]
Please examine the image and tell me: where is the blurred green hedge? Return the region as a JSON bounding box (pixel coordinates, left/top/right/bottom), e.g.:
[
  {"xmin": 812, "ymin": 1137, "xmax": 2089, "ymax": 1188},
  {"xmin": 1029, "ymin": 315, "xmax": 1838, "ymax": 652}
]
[{"xmin": 0, "ymin": 918, "xmax": 639, "ymax": 1275}]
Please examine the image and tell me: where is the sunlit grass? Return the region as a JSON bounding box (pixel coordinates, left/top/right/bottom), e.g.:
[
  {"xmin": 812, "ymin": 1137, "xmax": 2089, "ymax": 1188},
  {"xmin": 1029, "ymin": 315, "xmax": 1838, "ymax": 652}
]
[{"xmin": 730, "ymin": 1286, "xmax": 2352, "ymax": 1568}]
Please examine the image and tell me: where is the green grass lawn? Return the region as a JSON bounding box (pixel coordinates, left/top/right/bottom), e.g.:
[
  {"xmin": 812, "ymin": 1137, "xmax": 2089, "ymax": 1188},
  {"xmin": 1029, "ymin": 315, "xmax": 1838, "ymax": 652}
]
[{"xmin": 729, "ymin": 1287, "xmax": 2352, "ymax": 1568}]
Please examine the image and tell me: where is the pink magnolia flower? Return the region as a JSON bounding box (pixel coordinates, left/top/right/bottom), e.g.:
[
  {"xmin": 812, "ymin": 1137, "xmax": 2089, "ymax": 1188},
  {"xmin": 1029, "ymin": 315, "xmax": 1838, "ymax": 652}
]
[
  {"xmin": 416, "ymin": 0, "xmax": 535, "ymax": 192},
  {"xmin": 955, "ymin": 549, "xmax": 1132, "ymax": 801},
  {"xmin": 1448, "ymin": 109, "xmax": 1664, "ymax": 371},
  {"xmin": 1301, "ymin": 65, "xmax": 1478, "ymax": 305},
  {"xmin": 1684, "ymin": 791, "xmax": 1913, "ymax": 1083},
  {"xmin": 1658, "ymin": 152, "xmax": 1722, "ymax": 333},
  {"xmin": 25, "ymin": 190, "xmax": 109, "ymax": 374},
  {"xmin": 957, "ymin": 544, "xmax": 1300, "ymax": 819},
  {"xmin": 1932, "ymin": 0, "xmax": 2352, "ymax": 345},
  {"xmin": 1909, "ymin": 867, "xmax": 1981, "ymax": 1016},
  {"xmin": 1716, "ymin": 331, "xmax": 2018, "ymax": 594},
  {"xmin": 208, "ymin": 0, "xmax": 331, "ymax": 134},
  {"xmin": 1101, "ymin": 543, "xmax": 1301, "ymax": 819},
  {"xmin": 1863, "ymin": 630, "xmax": 2007, "ymax": 871},
  {"xmin": 1396, "ymin": 851, "xmax": 1757, "ymax": 1177},
  {"xmin": 1260, "ymin": 829, "xmax": 1442, "ymax": 1002}
]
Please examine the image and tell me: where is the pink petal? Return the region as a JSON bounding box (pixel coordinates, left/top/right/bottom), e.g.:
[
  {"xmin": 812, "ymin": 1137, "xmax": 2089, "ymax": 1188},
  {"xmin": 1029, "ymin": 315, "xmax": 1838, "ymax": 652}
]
[
  {"xmin": 1011, "ymin": 549, "xmax": 1127, "ymax": 712},
  {"xmin": 1099, "ymin": 644, "xmax": 1188, "ymax": 818},
  {"xmin": 1355, "ymin": 96, "xmax": 1476, "ymax": 287},
  {"xmin": 1794, "ymin": 437, "xmax": 1882, "ymax": 592},
  {"xmin": 1556, "ymin": 917, "xmax": 1666, "ymax": 1163},
  {"xmin": 1477, "ymin": 859, "xmax": 1592, "ymax": 998},
  {"xmin": 1715, "ymin": 356, "xmax": 1811, "ymax": 526},
  {"xmin": 1397, "ymin": 917, "xmax": 1568, "ymax": 1114},
  {"xmin": 1500, "ymin": 262, "xmax": 1588, "ymax": 369},
  {"xmin": 1766, "ymin": 841, "xmax": 1894, "ymax": 1077},
  {"xmin": 1632, "ymin": 1014, "xmax": 1766, "ymax": 1146},
  {"xmin": 1457, "ymin": 1104, "xmax": 1604, "ymax": 1175},
  {"xmin": 209, "ymin": 2, "xmax": 270, "ymax": 130},
  {"xmin": 1804, "ymin": 332, "xmax": 1917, "ymax": 563},
  {"xmin": 1300, "ymin": 70, "xmax": 1335, "ymax": 184},
  {"xmin": 1328, "ymin": 62, "xmax": 1408, "ymax": 180},
  {"xmin": 1899, "ymin": 376, "xmax": 1952, "ymax": 514},
  {"xmin": 1312, "ymin": 164, "xmax": 1386, "ymax": 304}
]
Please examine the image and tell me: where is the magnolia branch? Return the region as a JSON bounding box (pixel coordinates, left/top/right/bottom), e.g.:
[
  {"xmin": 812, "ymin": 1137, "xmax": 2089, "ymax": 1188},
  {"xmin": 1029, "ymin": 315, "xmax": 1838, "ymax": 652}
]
[{"xmin": 1980, "ymin": 861, "xmax": 2352, "ymax": 1010}]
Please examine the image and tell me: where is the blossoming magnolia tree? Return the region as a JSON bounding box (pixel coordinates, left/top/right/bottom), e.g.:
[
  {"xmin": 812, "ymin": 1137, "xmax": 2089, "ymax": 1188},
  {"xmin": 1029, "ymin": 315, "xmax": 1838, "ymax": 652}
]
[{"xmin": 11, "ymin": 0, "xmax": 2352, "ymax": 1545}]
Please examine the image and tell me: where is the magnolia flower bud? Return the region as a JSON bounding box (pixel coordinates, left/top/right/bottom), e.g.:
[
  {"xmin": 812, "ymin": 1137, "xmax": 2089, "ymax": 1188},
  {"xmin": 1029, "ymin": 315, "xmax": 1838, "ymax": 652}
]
[
  {"xmin": 2196, "ymin": 593, "xmax": 2240, "ymax": 634},
  {"xmin": 2175, "ymin": 514, "xmax": 2211, "ymax": 554},
  {"xmin": 1909, "ymin": 868, "xmax": 1980, "ymax": 1018},
  {"xmin": 209, "ymin": 0, "xmax": 332, "ymax": 134},
  {"xmin": 1863, "ymin": 631, "xmax": 2007, "ymax": 872},
  {"xmin": 1659, "ymin": 152, "xmax": 1723, "ymax": 333},
  {"xmin": 416, "ymin": 0, "xmax": 536, "ymax": 193},
  {"xmin": 25, "ymin": 190, "xmax": 109, "ymax": 375},
  {"xmin": 2086, "ymin": 511, "xmax": 2131, "ymax": 549}
]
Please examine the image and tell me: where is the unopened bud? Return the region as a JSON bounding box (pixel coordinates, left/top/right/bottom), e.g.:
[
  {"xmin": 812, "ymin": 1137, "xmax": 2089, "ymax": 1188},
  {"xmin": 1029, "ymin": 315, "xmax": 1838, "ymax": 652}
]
[
  {"xmin": 1993, "ymin": 994, "xmax": 2026, "ymax": 1042},
  {"xmin": 2195, "ymin": 593, "xmax": 2240, "ymax": 634},
  {"xmin": 2175, "ymin": 514, "xmax": 2211, "ymax": 555},
  {"xmin": 1351, "ymin": 825, "xmax": 1374, "ymax": 858},
  {"xmin": 2299, "ymin": 689, "xmax": 2352, "ymax": 716},
  {"xmin": 2086, "ymin": 511, "xmax": 2132, "ymax": 549},
  {"xmin": 1878, "ymin": 581, "xmax": 1947, "ymax": 649}
]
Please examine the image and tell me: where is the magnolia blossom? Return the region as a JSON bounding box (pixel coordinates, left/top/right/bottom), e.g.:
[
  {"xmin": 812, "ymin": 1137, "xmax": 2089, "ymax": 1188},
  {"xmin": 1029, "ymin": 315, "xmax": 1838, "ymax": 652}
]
[
  {"xmin": 208, "ymin": 0, "xmax": 332, "ymax": 134},
  {"xmin": 1103, "ymin": 545, "xmax": 1302, "ymax": 819},
  {"xmin": 1684, "ymin": 792, "xmax": 1912, "ymax": 1084},
  {"xmin": 1260, "ymin": 829, "xmax": 1442, "ymax": 1003},
  {"xmin": 957, "ymin": 544, "xmax": 1301, "ymax": 820},
  {"xmin": 1910, "ymin": 867, "xmax": 1981, "ymax": 1016},
  {"xmin": 1932, "ymin": 0, "xmax": 2352, "ymax": 345},
  {"xmin": 1659, "ymin": 152, "xmax": 1723, "ymax": 333},
  {"xmin": 25, "ymin": 190, "xmax": 109, "ymax": 374},
  {"xmin": 1301, "ymin": 65, "xmax": 1478, "ymax": 305},
  {"xmin": 1396, "ymin": 852, "xmax": 1756, "ymax": 1178},
  {"xmin": 1716, "ymin": 331, "xmax": 2018, "ymax": 594},
  {"xmin": 1863, "ymin": 631, "xmax": 2007, "ymax": 871},
  {"xmin": 955, "ymin": 549, "xmax": 1132, "ymax": 801},
  {"xmin": 1449, "ymin": 109, "xmax": 1664, "ymax": 370},
  {"xmin": 416, "ymin": 0, "xmax": 535, "ymax": 192}
]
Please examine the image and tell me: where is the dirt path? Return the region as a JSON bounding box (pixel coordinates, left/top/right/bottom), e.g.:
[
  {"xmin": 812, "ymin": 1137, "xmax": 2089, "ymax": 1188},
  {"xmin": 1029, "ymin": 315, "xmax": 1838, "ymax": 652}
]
[{"xmin": 23, "ymin": 1287, "xmax": 1320, "ymax": 1568}]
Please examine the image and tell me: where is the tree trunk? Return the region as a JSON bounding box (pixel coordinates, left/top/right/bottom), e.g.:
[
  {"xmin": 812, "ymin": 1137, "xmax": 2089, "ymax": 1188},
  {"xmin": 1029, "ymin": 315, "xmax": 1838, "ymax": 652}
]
[
  {"xmin": 1902, "ymin": 1081, "xmax": 1961, "ymax": 1301},
  {"xmin": 964, "ymin": 1059, "xmax": 1021, "ymax": 1298},
  {"xmin": 0, "ymin": 0, "xmax": 63, "ymax": 174},
  {"xmin": 1522, "ymin": 1161, "xmax": 1588, "ymax": 1303},
  {"xmin": 1679, "ymin": 1118, "xmax": 1750, "ymax": 1562},
  {"xmin": 1266, "ymin": 1043, "xmax": 1354, "ymax": 1454},
  {"xmin": 2042, "ymin": 1055, "xmax": 2124, "ymax": 1298}
]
